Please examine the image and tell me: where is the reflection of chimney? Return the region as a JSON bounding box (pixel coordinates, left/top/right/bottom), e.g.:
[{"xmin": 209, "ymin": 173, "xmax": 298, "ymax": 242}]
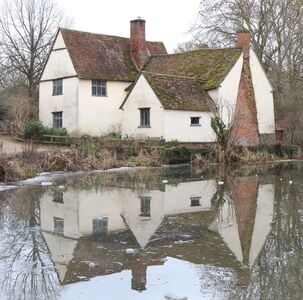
[
  {"xmin": 130, "ymin": 18, "xmax": 150, "ymax": 69},
  {"xmin": 237, "ymin": 31, "xmax": 250, "ymax": 59},
  {"xmin": 131, "ymin": 260, "xmax": 147, "ymax": 291},
  {"xmin": 228, "ymin": 176, "xmax": 258, "ymax": 267},
  {"xmin": 235, "ymin": 267, "xmax": 251, "ymax": 287}
]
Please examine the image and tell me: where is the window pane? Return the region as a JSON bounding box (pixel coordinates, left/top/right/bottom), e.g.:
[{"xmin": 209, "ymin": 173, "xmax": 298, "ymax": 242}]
[
  {"xmin": 140, "ymin": 197, "xmax": 151, "ymax": 217},
  {"xmin": 92, "ymin": 80, "xmax": 107, "ymax": 96},
  {"xmin": 53, "ymin": 79, "xmax": 63, "ymax": 95},
  {"xmin": 93, "ymin": 218, "xmax": 108, "ymax": 235},
  {"xmin": 190, "ymin": 197, "xmax": 201, "ymax": 207},
  {"xmin": 54, "ymin": 217, "xmax": 64, "ymax": 235},
  {"xmin": 53, "ymin": 192, "xmax": 64, "ymax": 203},
  {"xmin": 52, "ymin": 112, "xmax": 63, "ymax": 128},
  {"xmin": 191, "ymin": 117, "xmax": 200, "ymax": 125},
  {"xmin": 140, "ymin": 108, "xmax": 150, "ymax": 126}
]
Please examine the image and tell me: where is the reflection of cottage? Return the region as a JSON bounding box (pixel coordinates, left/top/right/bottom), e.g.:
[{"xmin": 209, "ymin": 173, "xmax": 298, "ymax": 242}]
[
  {"xmin": 40, "ymin": 178, "xmax": 216, "ymax": 282},
  {"xmin": 40, "ymin": 174, "xmax": 275, "ymax": 291},
  {"xmin": 39, "ymin": 19, "xmax": 275, "ymax": 145}
]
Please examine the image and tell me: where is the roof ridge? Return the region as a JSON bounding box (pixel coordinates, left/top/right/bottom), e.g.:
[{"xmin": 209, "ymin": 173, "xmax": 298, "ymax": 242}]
[
  {"xmin": 142, "ymin": 71, "xmax": 207, "ymax": 81},
  {"xmin": 60, "ymin": 27, "xmax": 130, "ymax": 40},
  {"xmin": 59, "ymin": 27, "xmax": 165, "ymax": 44},
  {"xmin": 150, "ymin": 46, "xmax": 242, "ymax": 58}
]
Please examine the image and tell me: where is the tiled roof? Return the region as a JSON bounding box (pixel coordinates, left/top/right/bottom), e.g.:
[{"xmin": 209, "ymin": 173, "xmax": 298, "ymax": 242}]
[
  {"xmin": 60, "ymin": 28, "xmax": 167, "ymax": 82},
  {"xmin": 143, "ymin": 72, "xmax": 217, "ymax": 112},
  {"xmin": 144, "ymin": 48, "xmax": 242, "ymax": 90}
]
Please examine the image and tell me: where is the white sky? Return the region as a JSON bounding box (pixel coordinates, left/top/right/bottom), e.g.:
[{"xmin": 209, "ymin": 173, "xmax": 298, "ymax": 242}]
[{"xmin": 58, "ymin": 0, "xmax": 201, "ymax": 52}]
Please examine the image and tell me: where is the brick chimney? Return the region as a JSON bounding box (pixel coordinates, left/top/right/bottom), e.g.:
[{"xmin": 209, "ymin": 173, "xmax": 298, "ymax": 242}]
[
  {"xmin": 237, "ymin": 31, "xmax": 250, "ymax": 59},
  {"xmin": 130, "ymin": 18, "xmax": 150, "ymax": 69}
]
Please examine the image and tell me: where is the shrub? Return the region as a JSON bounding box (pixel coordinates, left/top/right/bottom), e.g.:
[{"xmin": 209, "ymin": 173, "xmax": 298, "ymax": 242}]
[
  {"xmin": 169, "ymin": 139, "xmax": 180, "ymax": 147},
  {"xmin": 24, "ymin": 120, "xmax": 44, "ymax": 140},
  {"xmin": 23, "ymin": 120, "xmax": 68, "ymax": 140},
  {"xmin": 43, "ymin": 127, "xmax": 68, "ymax": 136}
]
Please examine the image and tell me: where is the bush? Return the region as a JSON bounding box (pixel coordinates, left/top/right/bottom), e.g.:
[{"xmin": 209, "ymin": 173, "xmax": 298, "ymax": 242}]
[
  {"xmin": 23, "ymin": 120, "xmax": 68, "ymax": 140},
  {"xmin": 24, "ymin": 120, "xmax": 44, "ymax": 140},
  {"xmin": 43, "ymin": 127, "xmax": 68, "ymax": 136}
]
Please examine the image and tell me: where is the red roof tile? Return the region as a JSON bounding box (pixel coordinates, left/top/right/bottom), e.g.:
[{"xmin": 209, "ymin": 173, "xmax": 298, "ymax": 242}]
[{"xmin": 60, "ymin": 28, "xmax": 167, "ymax": 82}]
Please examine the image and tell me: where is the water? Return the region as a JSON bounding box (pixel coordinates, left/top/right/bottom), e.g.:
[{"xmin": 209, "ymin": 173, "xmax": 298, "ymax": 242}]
[{"xmin": 0, "ymin": 163, "xmax": 302, "ymax": 300}]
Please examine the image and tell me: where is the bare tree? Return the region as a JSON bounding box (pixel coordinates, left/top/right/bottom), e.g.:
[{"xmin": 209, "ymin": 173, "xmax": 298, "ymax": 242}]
[
  {"xmin": 0, "ymin": 0, "xmax": 71, "ymax": 98},
  {"xmin": 174, "ymin": 40, "xmax": 208, "ymax": 53}
]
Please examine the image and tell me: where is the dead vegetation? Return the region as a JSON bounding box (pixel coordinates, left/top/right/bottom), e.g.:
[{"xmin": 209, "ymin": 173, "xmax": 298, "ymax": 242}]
[{"xmin": 0, "ymin": 145, "xmax": 164, "ymax": 183}]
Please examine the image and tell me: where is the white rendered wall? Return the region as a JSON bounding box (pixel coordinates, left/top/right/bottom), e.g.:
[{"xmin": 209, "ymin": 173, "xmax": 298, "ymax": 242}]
[
  {"xmin": 39, "ymin": 31, "xmax": 78, "ymax": 132},
  {"xmin": 214, "ymin": 54, "xmax": 243, "ymax": 126},
  {"xmin": 40, "ymin": 190, "xmax": 80, "ymax": 239},
  {"xmin": 78, "ymin": 189, "xmax": 126, "ymax": 234},
  {"xmin": 250, "ymin": 49, "xmax": 275, "ymax": 133},
  {"xmin": 77, "ymin": 79, "xmax": 130, "ymax": 136},
  {"xmin": 249, "ymin": 184, "xmax": 274, "ymax": 267},
  {"xmin": 39, "ymin": 77, "xmax": 79, "ymax": 132},
  {"xmin": 164, "ymin": 110, "xmax": 216, "ymax": 142},
  {"xmin": 41, "ymin": 32, "xmax": 76, "ymax": 81},
  {"xmin": 122, "ymin": 189, "xmax": 165, "ymax": 248},
  {"xmin": 121, "ymin": 75, "xmax": 165, "ymax": 139},
  {"xmin": 164, "ymin": 180, "xmax": 216, "ymax": 214}
]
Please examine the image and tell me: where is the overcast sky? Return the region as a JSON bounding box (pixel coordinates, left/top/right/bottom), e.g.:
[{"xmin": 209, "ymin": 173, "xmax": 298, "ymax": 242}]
[{"xmin": 59, "ymin": 0, "xmax": 201, "ymax": 52}]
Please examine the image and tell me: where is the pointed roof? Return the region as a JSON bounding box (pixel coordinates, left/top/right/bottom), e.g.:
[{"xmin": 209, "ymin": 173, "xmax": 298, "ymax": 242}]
[
  {"xmin": 60, "ymin": 28, "xmax": 167, "ymax": 82},
  {"xmin": 144, "ymin": 48, "xmax": 242, "ymax": 90}
]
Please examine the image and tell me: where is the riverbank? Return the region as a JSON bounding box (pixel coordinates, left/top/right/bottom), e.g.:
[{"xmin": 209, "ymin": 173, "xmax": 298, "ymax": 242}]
[
  {"xmin": 0, "ymin": 147, "xmax": 164, "ymax": 182},
  {"xmin": 0, "ymin": 136, "xmax": 302, "ymax": 183}
]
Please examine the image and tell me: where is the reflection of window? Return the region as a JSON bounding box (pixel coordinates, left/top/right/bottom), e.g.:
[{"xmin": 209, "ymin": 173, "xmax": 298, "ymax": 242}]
[
  {"xmin": 54, "ymin": 217, "xmax": 64, "ymax": 235},
  {"xmin": 53, "ymin": 191, "xmax": 63, "ymax": 203},
  {"xmin": 190, "ymin": 197, "xmax": 201, "ymax": 207},
  {"xmin": 140, "ymin": 197, "xmax": 151, "ymax": 217},
  {"xmin": 93, "ymin": 218, "xmax": 108, "ymax": 235}
]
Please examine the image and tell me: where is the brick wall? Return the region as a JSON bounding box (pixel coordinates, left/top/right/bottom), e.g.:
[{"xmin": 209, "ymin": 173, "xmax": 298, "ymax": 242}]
[
  {"xmin": 260, "ymin": 133, "xmax": 276, "ymax": 145},
  {"xmin": 232, "ymin": 59, "xmax": 260, "ymax": 146}
]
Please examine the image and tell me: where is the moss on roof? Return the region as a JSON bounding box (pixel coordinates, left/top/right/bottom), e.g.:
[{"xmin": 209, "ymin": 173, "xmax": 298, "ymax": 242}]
[
  {"xmin": 144, "ymin": 48, "xmax": 243, "ymax": 90},
  {"xmin": 143, "ymin": 72, "xmax": 216, "ymax": 112}
]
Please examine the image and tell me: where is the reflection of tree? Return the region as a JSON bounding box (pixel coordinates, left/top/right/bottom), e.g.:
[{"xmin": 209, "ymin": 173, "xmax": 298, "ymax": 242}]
[{"xmin": 0, "ymin": 187, "xmax": 60, "ymax": 300}]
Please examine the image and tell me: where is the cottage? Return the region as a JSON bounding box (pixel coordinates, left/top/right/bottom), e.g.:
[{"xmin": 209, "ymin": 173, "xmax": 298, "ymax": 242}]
[{"xmin": 39, "ymin": 19, "xmax": 276, "ymax": 145}]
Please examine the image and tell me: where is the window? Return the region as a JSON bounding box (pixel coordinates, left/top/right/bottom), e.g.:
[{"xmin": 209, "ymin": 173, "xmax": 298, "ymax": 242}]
[
  {"xmin": 53, "ymin": 192, "xmax": 64, "ymax": 203},
  {"xmin": 92, "ymin": 80, "xmax": 107, "ymax": 96},
  {"xmin": 93, "ymin": 218, "xmax": 108, "ymax": 235},
  {"xmin": 140, "ymin": 197, "xmax": 151, "ymax": 217},
  {"xmin": 52, "ymin": 112, "xmax": 63, "ymax": 128},
  {"xmin": 53, "ymin": 79, "xmax": 63, "ymax": 95},
  {"xmin": 139, "ymin": 108, "xmax": 150, "ymax": 127},
  {"xmin": 190, "ymin": 117, "xmax": 201, "ymax": 126},
  {"xmin": 190, "ymin": 197, "xmax": 201, "ymax": 207},
  {"xmin": 54, "ymin": 217, "xmax": 64, "ymax": 235}
]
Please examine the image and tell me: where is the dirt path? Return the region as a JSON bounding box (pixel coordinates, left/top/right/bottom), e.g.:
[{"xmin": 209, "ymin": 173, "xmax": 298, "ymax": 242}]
[{"xmin": 0, "ymin": 136, "xmax": 70, "ymax": 154}]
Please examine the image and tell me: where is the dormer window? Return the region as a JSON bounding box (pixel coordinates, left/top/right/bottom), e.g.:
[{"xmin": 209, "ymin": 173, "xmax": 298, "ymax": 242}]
[
  {"xmin": 92, "ymin": 80, "xmax": 107, "ymax": 96},
  {"xmin": 53, "ymin": 79, "xmax": 63, "ymax": 95}
]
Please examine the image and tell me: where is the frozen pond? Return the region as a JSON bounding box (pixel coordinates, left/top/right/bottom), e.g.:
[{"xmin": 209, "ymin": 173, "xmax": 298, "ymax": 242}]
[{"xmin": 0, "ymin": 163, "xmax": 302, "ymax": 299}]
